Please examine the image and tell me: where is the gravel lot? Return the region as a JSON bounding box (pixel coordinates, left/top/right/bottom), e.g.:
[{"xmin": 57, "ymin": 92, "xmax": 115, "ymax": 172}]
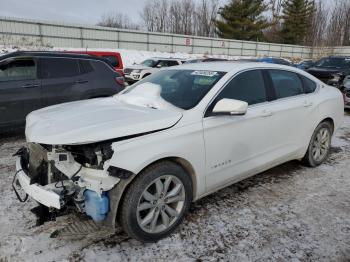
[{"xmin": 1, "ymin": 113, "xmax": 350, "ymax": 262}]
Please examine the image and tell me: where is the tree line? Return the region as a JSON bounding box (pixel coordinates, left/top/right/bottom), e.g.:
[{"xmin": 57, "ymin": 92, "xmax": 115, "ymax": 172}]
[{"xmin": 97, "ymin": 0, "xmax": 350, "ymax": 47}]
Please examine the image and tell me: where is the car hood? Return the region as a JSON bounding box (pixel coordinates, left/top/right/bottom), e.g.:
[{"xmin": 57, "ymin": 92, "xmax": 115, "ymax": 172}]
[
  {"xmin": 26, "ymin": 97, "xmax": 183, "ymax": 145},
  {"xmin": 125, "ymin": 64, "xmax": 152, "ymax": 70}
]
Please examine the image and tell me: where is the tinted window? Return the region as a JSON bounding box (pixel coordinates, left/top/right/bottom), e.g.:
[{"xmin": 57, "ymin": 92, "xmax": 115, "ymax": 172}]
[
  {"xmin": 166, "ymin": 60, "xmax": 179, "ymax": 66},
  {"xmin": 79, "ymin": 60, "xmax": 94, "ymax": 74},
  {"xmin": 124, "ymin": 70, "xmax": 226, "ymax": 110},
  {"xmin": 301, "ymin": 75, "xmax": 317, "ymax": 93},
  {"xmin": 41, "ymin": 58, "xmax": 80, "ymax": 78},
  {"xmin": 0, "ymin": 59, "xmax": 36, "ymax": 81},
  {"xmin": 157, "ymin": 60, "xmax": 176, "ymax": 67},
  {"xmin": 215, "ymin": 70, "xmax": 267, "ymax": 105},
  {"xmin": 141, "ymin": 59, "xmax": 157, "ymax": 67},
  {"xmin": 102, "ymin": 55, "xmax": 119, "ymax": 67},
  {"xmin": 269, "ymin": 70, "xmax": 304, "ymax": 99}
]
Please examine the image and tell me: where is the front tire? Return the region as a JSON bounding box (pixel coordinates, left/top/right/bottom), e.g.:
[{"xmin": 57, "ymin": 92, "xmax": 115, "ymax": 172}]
[
  {"xmin": 302, "ymin": 121, "xmax": 332, "ymax": 167},
  {"xmin": 119, "ymin": 161, "xmax": 192, "ymax": 242}
]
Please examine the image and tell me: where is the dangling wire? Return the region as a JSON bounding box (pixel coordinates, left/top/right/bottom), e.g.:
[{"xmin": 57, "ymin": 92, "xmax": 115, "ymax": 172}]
[{"xmin": 12, "ymin": 169, "xmax": 28, "ymax": 202}]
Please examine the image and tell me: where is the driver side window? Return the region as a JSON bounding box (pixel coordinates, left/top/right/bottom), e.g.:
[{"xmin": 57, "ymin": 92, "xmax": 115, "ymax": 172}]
[
  {"xmin": 215, "ymin": 70, "xmax": 267, "ymax": 106},
  {"xmin": 0, "ymin": 58, "xmax": 37, "ymax": 82}
]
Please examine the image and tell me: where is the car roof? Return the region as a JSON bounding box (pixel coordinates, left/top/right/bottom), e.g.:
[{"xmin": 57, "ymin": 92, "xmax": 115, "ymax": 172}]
[
  {"xmin": 150, "ymin": 57, "xmax": 182, "ymax": 61},
  {"xmin": 0, "ymin": 51, "xmax": 115, "ymax": 68},
  {"xmin": 168, "ymin": 61, "xmax": 299, "ymax": 73},
  {"xmin": 1, "ymin": 51, "xmax": 111, "ymax": 62},
  {"xmin": 67, "ymin": 51, "xmax": 121, "ymax": 56}
]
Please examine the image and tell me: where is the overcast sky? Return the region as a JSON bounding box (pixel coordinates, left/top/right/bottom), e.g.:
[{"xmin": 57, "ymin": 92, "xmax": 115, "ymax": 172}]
[
  {"xmin": 0, "ymin": 0, "xmax": 144, "ymax": 25},
  {"xmin": 0, "ymin": 0, "xmax": 333, "ymax": 26}
]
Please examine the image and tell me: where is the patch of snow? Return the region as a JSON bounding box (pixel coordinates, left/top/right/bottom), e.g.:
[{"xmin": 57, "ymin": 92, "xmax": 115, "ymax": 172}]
[
  {"xmin": 0, "ymin": 45, "xmax": 256, "ymax": 67},
  {"xmin": 116, "ymin": 82, "xmax": 180, "ymax": 110},
  {"xmin": 1, "ymin": 112, "xmax": 350, "ymax": 261}
]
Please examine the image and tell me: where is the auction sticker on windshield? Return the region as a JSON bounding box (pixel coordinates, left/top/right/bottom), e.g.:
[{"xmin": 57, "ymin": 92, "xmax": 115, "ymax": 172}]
[{"xmin": 191, "ymin": 71, "xmax": 218, "ymax": 77}]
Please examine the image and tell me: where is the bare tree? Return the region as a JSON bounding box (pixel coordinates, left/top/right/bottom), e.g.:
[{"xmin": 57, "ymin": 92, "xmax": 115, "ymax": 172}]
[
  {"xmin": 326, "ymin": 0, "xmax": 347, "ymax": 47},
  {"xmin": 263, "ymin": 0, "xmax": 284, "ymax": 42},
  {"xmin": 194, "ymin": 0, "xmax": 219, "ymax": 37},
  {"xmin": 304, "ymin": 1, "xmax": 328, "ymax": 47},
  {"xmin": 180, "ymin": 0, "xmax": 195, "ymax": 35},
  {"xmin": 168, "ymin": 0, "xmax": 183, "ymax": 34},
  {"xmin": 98, "ymin": 12, "xmax": 139, "ymax": 30},
  {"xmin": 141, "ymin": 0, "xmax": 170, "ymax": 33},
  {"xmin": 141, "ymin": 0, "xmax": 218, "ymax": 37},
  {"xmin": 342, "ymin": 1, "xmax": 350, "ymax": 46}
]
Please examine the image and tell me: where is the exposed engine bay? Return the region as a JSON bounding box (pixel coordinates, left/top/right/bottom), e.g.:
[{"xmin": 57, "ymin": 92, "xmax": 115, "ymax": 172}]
[{"xmin": 15, "ymin": 142, "xmax": 123, "ymax": 223}]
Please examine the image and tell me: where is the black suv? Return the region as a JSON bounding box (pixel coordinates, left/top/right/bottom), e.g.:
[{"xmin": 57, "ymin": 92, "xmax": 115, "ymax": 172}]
[
  {"xmin": 0, "ymin": 51, "xmax": 125, "ymax": 133},
  {"xmin": 307, "ymin": 56, "xmax": 350, "ymax": 84}
]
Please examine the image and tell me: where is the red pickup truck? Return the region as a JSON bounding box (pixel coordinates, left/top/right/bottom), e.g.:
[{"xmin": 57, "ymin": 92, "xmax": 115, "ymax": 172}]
[{"xmin": 68, "ymin": 51, "xmax": 124, "ymax": 75}]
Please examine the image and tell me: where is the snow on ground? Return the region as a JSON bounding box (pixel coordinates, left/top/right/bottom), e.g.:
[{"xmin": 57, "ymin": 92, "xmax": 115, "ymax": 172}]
[
  {"xmin": 1, "ymin": 112, "xmax": 350, "ymax": 261},
  {"xmin": 0, "ymin": 45, "xmax": 255, "ymax": 67}
]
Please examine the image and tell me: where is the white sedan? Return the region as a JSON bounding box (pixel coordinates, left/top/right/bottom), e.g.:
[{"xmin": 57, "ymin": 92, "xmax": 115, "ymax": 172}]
[{"xmin": 14, "ymin": 62, "xmax": 343, "ymax": 242}]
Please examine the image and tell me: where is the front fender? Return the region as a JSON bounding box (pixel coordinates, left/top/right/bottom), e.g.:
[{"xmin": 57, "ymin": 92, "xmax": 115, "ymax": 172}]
[{"xmin": 109, "ymin": 122, "xmax": 206, "ymax": 199}]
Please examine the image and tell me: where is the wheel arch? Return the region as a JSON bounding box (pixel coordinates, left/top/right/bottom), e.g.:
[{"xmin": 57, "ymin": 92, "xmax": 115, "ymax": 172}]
[
  {"xmin": 106, "ymin": 156, "xmax": 198, "ymax": 229},
  {"xmin": 124, "ymin": 156, "xmax": 197, "ymax": 201},
  {"xmin": 142, "ymin": 72, "xmax": 151, "ymax": 78},
  {"xmin": 320, "ymin": 117, "xmax": 335, "ymax": 134}
]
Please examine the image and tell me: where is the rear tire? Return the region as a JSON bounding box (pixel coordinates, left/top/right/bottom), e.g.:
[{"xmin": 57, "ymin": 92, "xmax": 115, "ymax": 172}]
[
  {"xmin": 119, "ymin": 161, "xmax": 192, "ymax": 242},
  {"xmin": 302, "ymin": 121, "xmax": 332, "ymax": 167}
]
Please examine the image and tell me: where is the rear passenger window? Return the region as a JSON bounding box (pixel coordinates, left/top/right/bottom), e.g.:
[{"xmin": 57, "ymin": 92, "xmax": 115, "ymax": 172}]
[
  {"xmin": 269, "ymin": 70, "xmax": 304, "ymax": 99},
  {"xmin": 215, "ymin": 70, "xmax": 267, "ymax": 105},
  {"xmin": 301, "ymin": 75, "xmax": 317, "ymax": 93},
  {"xmin": 79, "ymin": 60, "xmax": 94, "ymax": 74},
  {"xmin": 41, "ymin": 58, "xmax": 80, "ymax": 78},
  {"xmin": 102, "ymin": 55, "xmax": 119, "ymax": 67}
]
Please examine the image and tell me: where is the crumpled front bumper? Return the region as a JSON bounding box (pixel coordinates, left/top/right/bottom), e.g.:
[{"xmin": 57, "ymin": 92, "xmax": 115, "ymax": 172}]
[{"xmin": 15, "ymin": 157, "xmax": 62, "ymax": 209}]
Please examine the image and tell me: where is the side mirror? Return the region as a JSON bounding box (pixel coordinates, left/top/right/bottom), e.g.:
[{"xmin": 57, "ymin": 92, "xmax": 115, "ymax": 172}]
[
  {"xmin": 212, "ymin": 99, "xmax": 248, "ymax": 116},
  {"xmin": 156, "ymin": 64, "xmax": 162, "ymax": 68}
]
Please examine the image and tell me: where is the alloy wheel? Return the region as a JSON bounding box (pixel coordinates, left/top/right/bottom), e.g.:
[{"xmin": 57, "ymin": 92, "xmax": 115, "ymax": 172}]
[
  {"xmin": 136, "ymin": 175, "xmax": 186, "ymax": 234},
  {"xmin": 312, "ymin": 127, "xmax": 331, "ymax": 162}
]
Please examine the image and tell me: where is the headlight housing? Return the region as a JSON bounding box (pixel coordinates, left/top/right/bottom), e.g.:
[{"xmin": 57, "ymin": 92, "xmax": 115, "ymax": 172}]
[{"xmin": 63, "ymin": 142, "xmax": 113, "ymax": 169}]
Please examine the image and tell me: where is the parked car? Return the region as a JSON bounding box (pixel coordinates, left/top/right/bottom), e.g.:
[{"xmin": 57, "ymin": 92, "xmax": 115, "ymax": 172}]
[
  {"xmin": 295, "ymin": 59, "xmax": 315, "ymax": 70},
  {"xmin": 329, "ymin": 72, "xmax": 350, "ymax": 109},
  {"xmin": 307, "ymin": 56, "xmax": 350, "ymax": 84},
  {"xmin": 184, "ymin": 58, "xmax": 228, "ymax": 63},
  {"xmin": 0, "ymin": 51, "xmax": 125, "ymax": 133},
  {"xmin": 14, "ymin": 62, "xmax": 343, "ymax": 242},
  {"xmin": 67, "ymin": 51, "xmax": 124, "ymax": 75},
  {"xmin": 258, "ymin": 57, "xmax": 293, "ymax": 66},
  {"xmin": 123, "ymin": 57, "xmax": 183, "ymax": 84}
]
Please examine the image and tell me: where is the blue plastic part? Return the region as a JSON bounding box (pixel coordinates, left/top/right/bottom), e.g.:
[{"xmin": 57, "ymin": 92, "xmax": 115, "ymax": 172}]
[{"xmin": 84, "ymin": 190, "xmax": 109, "ymax": 221}]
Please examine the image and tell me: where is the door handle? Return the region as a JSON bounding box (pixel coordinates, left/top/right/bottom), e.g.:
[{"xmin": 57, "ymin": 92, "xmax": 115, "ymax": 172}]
[
  {"xmin": 260, "ymin": 110, "xmax": 273, "ymax": 117},
  {"xmin": 75, "ymin": 79, "xmax": 88, "ymax": 84},
  {"xmin": 21, "ymin": 83, "xmax": 39, "ymax": 88},
  {"xmin": 303, "ymin": 101, "xmax": 313, "ymax": 107}
]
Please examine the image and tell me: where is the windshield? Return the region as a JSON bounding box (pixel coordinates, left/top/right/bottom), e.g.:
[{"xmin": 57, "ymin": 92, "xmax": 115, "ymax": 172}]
[
  {"xmin": 141, "ymin": 59, "xmax": 158, "ymax": 67},
  {"xmin": 315, "ymin": 57, "xmax": 350, "ymax": 68},
  {"xmin": 122, "ymin": 69, "xmax": 226, "ymax": 110}
]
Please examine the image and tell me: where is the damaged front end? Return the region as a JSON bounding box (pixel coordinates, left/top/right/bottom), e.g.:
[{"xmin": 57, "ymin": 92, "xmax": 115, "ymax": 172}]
[{"xmin": 13, "ymin": 141, "xmax": 125, "ymax": 224}]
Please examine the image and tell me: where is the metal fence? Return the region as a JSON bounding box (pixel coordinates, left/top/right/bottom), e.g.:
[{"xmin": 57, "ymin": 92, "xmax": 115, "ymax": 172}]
[{"xmin": 1, "ymin": 16, "xmax": 350, "ymax": 59}]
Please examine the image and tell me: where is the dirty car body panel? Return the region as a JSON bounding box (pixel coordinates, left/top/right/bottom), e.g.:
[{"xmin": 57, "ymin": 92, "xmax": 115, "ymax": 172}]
[{"xmin": 14, "ymin": 62, "xmax": 344, "ymax": 240}]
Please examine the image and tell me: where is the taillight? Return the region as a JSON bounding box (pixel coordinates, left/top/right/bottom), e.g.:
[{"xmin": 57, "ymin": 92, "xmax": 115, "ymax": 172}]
[{"xmin": 115, "ymin": 76, "xmax": 125, "ymax": 87}]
